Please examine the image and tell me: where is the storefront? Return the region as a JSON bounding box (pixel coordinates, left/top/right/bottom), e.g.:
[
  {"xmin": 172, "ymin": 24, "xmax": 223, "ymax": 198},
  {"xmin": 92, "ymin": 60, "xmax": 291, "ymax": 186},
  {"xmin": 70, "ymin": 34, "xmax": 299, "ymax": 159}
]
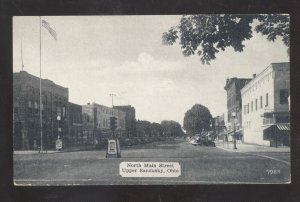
[{"xmin": 263, "ymin": 123, "xmax": 290, "ymax": 147}]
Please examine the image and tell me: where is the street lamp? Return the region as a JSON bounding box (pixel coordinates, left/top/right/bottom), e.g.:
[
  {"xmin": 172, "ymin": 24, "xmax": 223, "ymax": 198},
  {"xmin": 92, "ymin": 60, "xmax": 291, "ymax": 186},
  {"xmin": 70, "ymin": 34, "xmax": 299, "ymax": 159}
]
[
  {"xmin": 232, "ymin": 111, "xmax": 237, "ymax": 149},
  {"xmin": 57, "ymin": 115, "xmax": 61, "ymax": 140}
]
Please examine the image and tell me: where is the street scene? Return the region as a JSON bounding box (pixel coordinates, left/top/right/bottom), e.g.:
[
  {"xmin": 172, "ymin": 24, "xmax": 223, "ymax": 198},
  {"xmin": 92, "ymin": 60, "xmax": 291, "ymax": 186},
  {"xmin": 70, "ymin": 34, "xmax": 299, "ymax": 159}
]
[
  {"xmin": 14, "ymin": 138, "xmax": 290, "ymax": 185},
  {"xmin": 13, "ymin": 15, "xmax": 290, "ymax": 185}
]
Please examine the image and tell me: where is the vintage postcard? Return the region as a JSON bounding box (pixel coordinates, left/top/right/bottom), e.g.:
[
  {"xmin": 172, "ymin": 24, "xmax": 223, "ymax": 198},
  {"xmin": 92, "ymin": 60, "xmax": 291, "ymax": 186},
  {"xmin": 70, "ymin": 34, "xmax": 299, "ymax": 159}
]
[{"xmin": 13, "ymin": 15, "xmax": 290, "ymax": 185}]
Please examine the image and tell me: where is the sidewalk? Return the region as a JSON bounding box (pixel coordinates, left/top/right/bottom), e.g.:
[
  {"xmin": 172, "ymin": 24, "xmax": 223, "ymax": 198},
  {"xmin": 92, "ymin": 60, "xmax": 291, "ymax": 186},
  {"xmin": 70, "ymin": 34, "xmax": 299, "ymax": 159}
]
[
  {"xmin": 14, "ymin": 145, "xmax": 96, "ymax": 155},
  {"xmin": 14, "ymin": 150, "xmax": 61, "ymax": 154},
  {"xmin": 215, "ymin": 141, "xmax": 290, "ymax": 153}
]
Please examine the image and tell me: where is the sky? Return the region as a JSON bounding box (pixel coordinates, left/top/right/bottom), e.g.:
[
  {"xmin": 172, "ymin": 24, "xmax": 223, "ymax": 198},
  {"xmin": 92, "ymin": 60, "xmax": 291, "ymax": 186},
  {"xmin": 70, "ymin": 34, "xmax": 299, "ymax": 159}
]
[{"xmin": 13, "ymin": 16, "xmax": 289, "ymax": 125}]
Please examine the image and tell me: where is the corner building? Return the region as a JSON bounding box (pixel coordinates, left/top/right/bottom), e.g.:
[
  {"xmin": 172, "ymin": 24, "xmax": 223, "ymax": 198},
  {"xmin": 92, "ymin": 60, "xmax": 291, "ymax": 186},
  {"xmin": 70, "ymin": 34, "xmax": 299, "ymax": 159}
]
[
  {"xmin": 13, "ymin": 71, "xmax": 69, "ymax": 150},
  {"xmin": 241, "ymin": 63, "xmax": 290, "ymax": 146}
]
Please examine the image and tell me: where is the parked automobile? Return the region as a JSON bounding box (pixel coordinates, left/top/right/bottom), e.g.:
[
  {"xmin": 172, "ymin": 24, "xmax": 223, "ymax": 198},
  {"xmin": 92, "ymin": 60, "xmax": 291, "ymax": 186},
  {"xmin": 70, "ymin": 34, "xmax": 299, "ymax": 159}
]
[{"xmin": 189, "ymin": 133, "xmax": 216, "ymax": 147}]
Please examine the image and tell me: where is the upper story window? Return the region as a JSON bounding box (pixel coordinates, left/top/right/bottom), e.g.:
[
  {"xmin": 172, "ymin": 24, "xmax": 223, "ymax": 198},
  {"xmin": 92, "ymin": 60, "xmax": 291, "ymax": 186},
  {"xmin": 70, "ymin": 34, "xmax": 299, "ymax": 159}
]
[
  {"xmin": 62, "ymin": 107, "xmax": 66, "ymax": 117},
  {"xmin": 57, "ymin": 106, "xmax": 61, "ymax": 116},
  {"xmin": 251, "ymin": 101, "xmax": 253, "ymax": 112},
  {"xmin": 28, "ymin": 100, "xmax": 32, "ymax": 108},
  {"xmin": 247, "ymin": 103, "xmax": 249, "ymax": 114},
  {"xmin": 260, "ymin": 96, "xmax": 263, "ymax": 109},
  {"xmin": 265, "ymin": 93, "xmax": 269, "ymax": 107},
  {"xmin": 34, "ymin": 101, "xmax": 38, "ymax": 109},
  {"xmin": 280, "ymin": 89, "xmax": 289, "ymax": 104},
  {"xmin": 255, "ymin": 99, "xmax": 258, "ymax": 111}
]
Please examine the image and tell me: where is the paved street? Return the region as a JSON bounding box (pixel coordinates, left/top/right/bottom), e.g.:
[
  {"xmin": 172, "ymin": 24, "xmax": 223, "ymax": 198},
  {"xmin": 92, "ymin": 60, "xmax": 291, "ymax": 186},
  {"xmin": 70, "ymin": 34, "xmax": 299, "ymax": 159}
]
[{"xmin": 14, "ymin": 139, "xmax": 290, "ymax": 185}]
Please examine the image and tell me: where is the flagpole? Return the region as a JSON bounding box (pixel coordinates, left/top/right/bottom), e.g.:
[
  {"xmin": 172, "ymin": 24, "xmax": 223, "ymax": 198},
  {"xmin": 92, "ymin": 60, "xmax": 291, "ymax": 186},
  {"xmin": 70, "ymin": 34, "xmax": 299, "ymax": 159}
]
[
  {"xmin": 39, "ymin": 16, "xmax": 43, "ymax": 153},
  {"xmin": 21, "ymin": 39, "xmax": 24, "ymax": 71}
]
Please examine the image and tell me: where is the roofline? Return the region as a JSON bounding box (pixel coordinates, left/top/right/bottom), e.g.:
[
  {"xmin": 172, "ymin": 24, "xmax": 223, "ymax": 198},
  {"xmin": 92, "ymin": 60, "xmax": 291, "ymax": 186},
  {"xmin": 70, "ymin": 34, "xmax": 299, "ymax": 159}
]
[
  {"xmin": 14, "ymin": 70, "xmax": 68, "ymax": 90},
  {"xmin": 241, "ymin": 62, "xmax": 289, "ymax": 94},
  {"xmin": 224, "ymin": 77, "xmax": 252, "ymax": 90}
]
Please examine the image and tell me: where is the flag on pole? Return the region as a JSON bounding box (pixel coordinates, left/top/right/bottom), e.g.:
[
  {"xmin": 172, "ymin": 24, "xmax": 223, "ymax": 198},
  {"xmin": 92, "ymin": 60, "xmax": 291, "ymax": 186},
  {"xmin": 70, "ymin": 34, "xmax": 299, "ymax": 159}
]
[{"xmin": 42, "ymin": 20, "xmax": 57, "ymax": 40}]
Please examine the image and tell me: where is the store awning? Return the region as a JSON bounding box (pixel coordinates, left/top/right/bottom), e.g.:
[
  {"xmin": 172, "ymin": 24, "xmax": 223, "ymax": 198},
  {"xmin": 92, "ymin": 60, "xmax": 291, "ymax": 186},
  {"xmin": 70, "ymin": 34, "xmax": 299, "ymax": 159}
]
[
  {"xmin": 226, "ymin": 130, "xmax": 234, "ymax": 135},
  {"xmin": 225, "ymin": 130, "xmax": 242, "ymax": 136},
  {"xmin": 259, "ymin": 124, "xmax": 273, "ymax": 132},
  {"xmin": 262, "ymin": 123, "xmax": 290, "ymax": 131},
  {"xmin": 276, "ymin": 123, "xmax": 290, "ymax": 131}
]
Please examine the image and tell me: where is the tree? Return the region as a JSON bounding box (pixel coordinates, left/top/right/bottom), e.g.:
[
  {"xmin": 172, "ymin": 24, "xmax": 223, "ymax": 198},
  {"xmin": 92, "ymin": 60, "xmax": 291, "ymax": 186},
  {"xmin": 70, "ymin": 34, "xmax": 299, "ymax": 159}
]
[
  {"xmin": 150, "ymin": 122, "xmax": 163, "ymax": 137},
  {"xmin": 183, "ymin": 104, "xmax": 213, "ymax": 135},
  {"xmin": 136, "ymin": 120, "xmax": 151, "ymax": 137},
  {"xmin": 161, "ymin": 120, "xmax": 184, "ymax": 137},
  {"xmin": 162, "ymin": 14, "xmax": 289, "ymax": 64}
]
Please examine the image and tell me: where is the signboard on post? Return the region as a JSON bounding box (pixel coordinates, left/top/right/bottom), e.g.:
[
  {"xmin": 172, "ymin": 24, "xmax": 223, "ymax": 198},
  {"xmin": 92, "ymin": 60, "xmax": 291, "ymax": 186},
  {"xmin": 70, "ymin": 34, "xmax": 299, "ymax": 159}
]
[
  {"xmin": 106, "ymin": 139, "xmax": 121, "ymax": 158},
  {"xmin": 56, "ymin": 139, "xmax": 62, "ymax": 150}
]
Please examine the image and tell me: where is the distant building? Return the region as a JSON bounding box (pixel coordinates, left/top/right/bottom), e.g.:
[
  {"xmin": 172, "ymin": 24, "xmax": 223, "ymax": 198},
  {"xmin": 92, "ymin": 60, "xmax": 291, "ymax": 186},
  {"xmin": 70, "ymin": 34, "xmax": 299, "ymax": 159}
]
[
  {"xmin": 68, "ymin": 102, "xmax": 83, "ymax": 146},
  {"xmin": 114, "ymin": 105, "xmax": 136, "ymax": 137},
  {"xmin": 224, "ymin": 77, "xmax": 252, "ymax": 140},
  {"xmin": 214, "ymin": 114, "xmax": 226, "ymax": 132},
  {"xmin": 241, "ymin": 63, "xmax": 290, "ymax": 146},
  {"xmin": 13, "ymin": 71, "xmax": 69, "ymax": 150},
  {"xmin": 82, "ymin": 103, "xmax": 95, "ymax": 145},
  {"xmin": 82, "ymin": 103, "xmax": 126, "ymax": 144}
]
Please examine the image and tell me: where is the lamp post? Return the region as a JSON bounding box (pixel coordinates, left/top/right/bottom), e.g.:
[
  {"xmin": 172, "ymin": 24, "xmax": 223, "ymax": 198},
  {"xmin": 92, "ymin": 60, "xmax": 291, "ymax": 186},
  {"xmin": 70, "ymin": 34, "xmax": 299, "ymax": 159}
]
[
  {"xmin": 215, "ymin": 121, "xmax": 219, "ymax": 142},
  {"xmin": 232, "ymin": 111, "xmax": 237, "ymax": 149},
  {"xmin": 57, "ymin": 115, "xmax": 61, "ymax": 140}
]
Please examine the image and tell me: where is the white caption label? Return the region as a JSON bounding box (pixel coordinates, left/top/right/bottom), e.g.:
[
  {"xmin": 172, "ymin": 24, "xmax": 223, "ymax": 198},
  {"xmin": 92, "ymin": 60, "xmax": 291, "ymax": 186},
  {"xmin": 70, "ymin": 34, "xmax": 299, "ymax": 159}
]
[{"xmin": 120, "ymin": 162, "xmax": 181, "ymax": 177}]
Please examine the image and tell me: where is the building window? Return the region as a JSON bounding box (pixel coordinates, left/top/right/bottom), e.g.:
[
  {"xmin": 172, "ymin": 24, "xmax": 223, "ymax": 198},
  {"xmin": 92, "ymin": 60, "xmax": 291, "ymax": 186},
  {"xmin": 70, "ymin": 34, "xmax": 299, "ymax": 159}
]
[
  {"xmin": 260, "ymin": 96, "xmax": 263, "ymax": 108},
  {"xmin": 266, "ymin": 93, "xmax": 269, "ymax": 106},
  {"xmin": 28, "ymin": 100, "xmax": 32, "ymax": 108},
  {"xmin": 255, "ymin": 99, "xmax": 257, "ymax": 111},
  {"xmin": 244, "ymin": 105, "xmax": 246, "ymax": 115},
  {"xmin": 247, "ymin": 103, "xmax": 249, "ymax": 114},
  {"xmin": 251, "ymin": 101, "xmax": 253, "ymax": 112},
  {"xmin": 280, "ymin": 89, "xmax": 289, "ymax": 104}
]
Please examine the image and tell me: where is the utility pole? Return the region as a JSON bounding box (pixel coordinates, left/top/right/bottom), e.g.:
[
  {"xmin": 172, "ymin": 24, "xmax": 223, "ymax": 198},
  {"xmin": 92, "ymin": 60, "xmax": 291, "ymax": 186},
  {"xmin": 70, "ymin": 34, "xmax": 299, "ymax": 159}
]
[
  {"xmin": 21, "ymin": 39, "xmax": 24, "ymax": 71},
  {"xmin": 109, "ymin": 93, "xmax": 116, "ymax": 139},
  {"xmin": 39, "ymin": 16, "xmax": 43, "ymax": 153},
  {"xmin": 109, "ymin": 93, "xmax": 116, "ymax": 115},
  {"xmin": 232, "ymin": 106, "xmax": 238, "ymax": 150}
]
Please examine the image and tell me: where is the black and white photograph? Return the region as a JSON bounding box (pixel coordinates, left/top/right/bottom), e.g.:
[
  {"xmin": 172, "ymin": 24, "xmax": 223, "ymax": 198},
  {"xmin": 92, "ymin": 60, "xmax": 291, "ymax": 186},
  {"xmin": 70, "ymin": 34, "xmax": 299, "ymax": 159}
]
[{"xmin": 12, "ymin": 15, "xmax": 291, "ymax": 185}]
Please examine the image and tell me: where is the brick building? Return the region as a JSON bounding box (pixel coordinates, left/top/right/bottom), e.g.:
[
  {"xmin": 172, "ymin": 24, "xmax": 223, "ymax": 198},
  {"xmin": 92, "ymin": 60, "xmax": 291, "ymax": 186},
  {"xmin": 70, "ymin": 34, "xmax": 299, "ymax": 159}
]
[
  {"xmin": 82, "ymin": 103, "xmax": 126, "ymax": 144},
  {"xmin": 13, "ymin": 71, "xmax": 69, "ymax": 150},
  {"xmin": 113, "ymin": 105, "xmax": 136, "ymax": 137},
  {"xmin": 67, "ymin": 102, "xmax": 83, "ymax": 146},
  {"xmin": 82, "ymin": 103, "xmax": 95, "ymax": 145}
]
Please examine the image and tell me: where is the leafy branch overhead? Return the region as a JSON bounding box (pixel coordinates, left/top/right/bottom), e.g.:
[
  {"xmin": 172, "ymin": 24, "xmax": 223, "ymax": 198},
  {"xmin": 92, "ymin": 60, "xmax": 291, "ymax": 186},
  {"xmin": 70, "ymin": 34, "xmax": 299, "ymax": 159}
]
[{"xmin": 162, "ymin": 14, "xmax": 289, "ymax": 64}]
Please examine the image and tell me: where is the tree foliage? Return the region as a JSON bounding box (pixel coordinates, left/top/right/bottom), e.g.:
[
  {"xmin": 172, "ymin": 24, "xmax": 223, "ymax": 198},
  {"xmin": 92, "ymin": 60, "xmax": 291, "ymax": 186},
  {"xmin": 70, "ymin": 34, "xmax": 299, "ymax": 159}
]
[
  {"xmin": 161, "ymin": 120, "xmax": 184, "ymax": 137},
  {"xmin": 183, "ymin": 104, "xmax": 213, "ymax": 135},
  {"xmin": 162, "ymin": 14, "xmax": 289, "ymax": 64},
  {"xmin": 150, "ymin": 122, "xmax": 163, "ymax": 137},
  {"xmin": 136, "ymin": 120, "xmax": 165, "ymax": 137},
  {"xmin": 136, "ymin": 120, "xmax": 152, "ymax": 137}
]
